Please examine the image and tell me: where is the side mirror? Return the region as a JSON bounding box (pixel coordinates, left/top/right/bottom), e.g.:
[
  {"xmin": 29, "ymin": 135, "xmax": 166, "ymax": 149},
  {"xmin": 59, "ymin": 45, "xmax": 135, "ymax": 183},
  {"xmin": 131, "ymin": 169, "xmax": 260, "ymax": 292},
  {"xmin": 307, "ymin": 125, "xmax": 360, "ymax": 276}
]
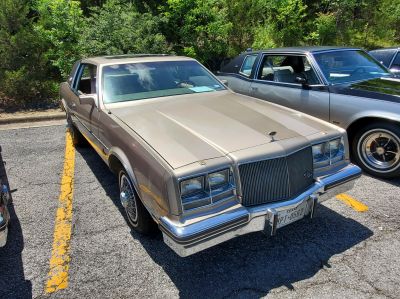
[
  {"xmin": 79, "ymin": 94, "xmax": 97, "ymax": 106},
  {"xmin": 220, "ymin": 79, "xmax": 229, "ymax": 87},
  {"xmin": 67, "ymin": 76, "xmax": 73, "ymax": 85},
  {"xmin": 295, "ymin": 76, "xmax": 309, "ymax": 88}
]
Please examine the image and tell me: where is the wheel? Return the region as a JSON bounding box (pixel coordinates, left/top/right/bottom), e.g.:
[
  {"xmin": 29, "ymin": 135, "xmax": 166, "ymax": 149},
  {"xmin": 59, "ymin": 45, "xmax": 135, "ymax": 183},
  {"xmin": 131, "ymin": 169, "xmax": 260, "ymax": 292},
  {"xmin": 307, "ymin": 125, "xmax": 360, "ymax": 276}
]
[
  {"xmin": 352, "ymin": 122, "xmax": 400, "ymax": 178},
  {"xmin": 118, "ymin": 169, "xmax": 157, "ymax": 235},
  {"xmin": 66, "ymin": 113, "xmax": 85, "ymax": 147}
]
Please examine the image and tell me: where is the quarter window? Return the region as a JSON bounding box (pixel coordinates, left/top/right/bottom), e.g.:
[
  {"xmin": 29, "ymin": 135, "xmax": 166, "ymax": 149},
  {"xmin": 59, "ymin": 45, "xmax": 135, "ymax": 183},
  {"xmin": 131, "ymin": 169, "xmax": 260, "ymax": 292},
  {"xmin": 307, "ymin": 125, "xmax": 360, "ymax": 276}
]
[
  {"xmin": 258, "ymin": 55, "xmax": 319, "ymax": 85},
  {"xmin": 369, "ymin": 49, "xmax": 396, "ymax": 67},
  {"xmin": 391, "ymin": 53, "xmax": 400, "ymax": 71},
  {"xmin": 239, "ymin": 55, "xmax": 257, "ymax": 77}
]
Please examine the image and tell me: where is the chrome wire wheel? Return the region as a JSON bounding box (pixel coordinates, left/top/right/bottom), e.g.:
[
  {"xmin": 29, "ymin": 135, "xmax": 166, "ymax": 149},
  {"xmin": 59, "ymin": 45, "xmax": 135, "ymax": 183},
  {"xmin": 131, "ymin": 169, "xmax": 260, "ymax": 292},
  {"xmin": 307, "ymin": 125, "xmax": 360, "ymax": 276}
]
[
  {"xmin": 119, "ymin": 173, "xmax": 138, "ymax": 225},
  {"xmin": 358, "ymin": 129, "xmax": 400, "ymax": 173}
]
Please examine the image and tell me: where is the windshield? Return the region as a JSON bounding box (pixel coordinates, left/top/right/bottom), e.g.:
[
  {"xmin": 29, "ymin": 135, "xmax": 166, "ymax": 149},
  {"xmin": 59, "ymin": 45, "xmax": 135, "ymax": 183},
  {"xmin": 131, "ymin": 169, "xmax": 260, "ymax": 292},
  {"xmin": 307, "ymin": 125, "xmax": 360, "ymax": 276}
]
[
  {"xmin": 102, "ymin": 60, "xmax": 225, "ymax": 103},
  {"xmin": 313, "ymin": 50, "xmax": 391, "ymax": 84}
]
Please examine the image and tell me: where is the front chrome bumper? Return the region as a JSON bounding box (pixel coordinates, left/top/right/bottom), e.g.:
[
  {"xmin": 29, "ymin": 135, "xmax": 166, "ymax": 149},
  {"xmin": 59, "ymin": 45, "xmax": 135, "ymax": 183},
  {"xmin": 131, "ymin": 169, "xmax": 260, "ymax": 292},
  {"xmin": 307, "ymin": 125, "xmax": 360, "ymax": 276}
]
[{"xmin": 160, "ymin": 164, "xmax": 362, "ymax": 257}]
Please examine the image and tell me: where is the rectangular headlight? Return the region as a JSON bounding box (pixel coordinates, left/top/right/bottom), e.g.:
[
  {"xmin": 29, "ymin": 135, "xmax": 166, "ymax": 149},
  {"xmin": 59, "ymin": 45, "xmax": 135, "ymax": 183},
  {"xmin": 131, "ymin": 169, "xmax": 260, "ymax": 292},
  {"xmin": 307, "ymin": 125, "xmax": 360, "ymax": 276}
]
[
  {"xmin": 180, "ymin": 176, "xmax": 205, "ymax": 197},
  {"xmin": 313, "ymin": 137, "xmax": 345, "ymax": 169},
  {"xmin": 330, "ymin": 137, "xmax": 345, "ymax": 162},
  {"xmin": 208, "ymin": 169, "xmax": 229, "ymax": 189},
  {"xmin": 312, "ymin": 141, "xmax": 330, "ymax": 166},
  {"xmin": 179, "ymin": 169, "xmax": 235, "ymax": 211}
]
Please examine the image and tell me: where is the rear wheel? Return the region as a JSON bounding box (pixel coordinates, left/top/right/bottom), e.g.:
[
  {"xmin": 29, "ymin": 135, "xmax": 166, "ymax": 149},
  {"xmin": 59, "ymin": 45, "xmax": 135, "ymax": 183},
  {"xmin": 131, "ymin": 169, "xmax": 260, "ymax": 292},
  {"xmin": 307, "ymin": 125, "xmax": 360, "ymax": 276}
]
[
  {"xmin": 352, "ymin": 122, "xmax": 400, "ymax": 178},
  {"xmin": 118, "ymin": 169, "xmax": 157, "ymax": 235}
]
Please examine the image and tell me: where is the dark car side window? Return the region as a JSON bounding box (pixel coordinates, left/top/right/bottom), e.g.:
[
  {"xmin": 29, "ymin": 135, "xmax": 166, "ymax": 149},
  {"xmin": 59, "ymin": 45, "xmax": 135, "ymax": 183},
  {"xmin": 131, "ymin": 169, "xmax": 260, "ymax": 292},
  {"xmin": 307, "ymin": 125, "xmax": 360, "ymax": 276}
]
[
  {"xmin": 257, "ymin": 55, "xmax": 319, "ymax": 85},
  {"xmin": 73, "ymin": 64, "xmax": 97, "ymax": 95},
  {"xmin": 239, "ymin": 55, "xmax": 257, "ymax": 77},
  {"xmin": 391, "ymin": 53, "xmax": 400, "ymax": 71},
  {"xmin": 369, "ymin": 49, "xmax": 396, "ymax": 67}
]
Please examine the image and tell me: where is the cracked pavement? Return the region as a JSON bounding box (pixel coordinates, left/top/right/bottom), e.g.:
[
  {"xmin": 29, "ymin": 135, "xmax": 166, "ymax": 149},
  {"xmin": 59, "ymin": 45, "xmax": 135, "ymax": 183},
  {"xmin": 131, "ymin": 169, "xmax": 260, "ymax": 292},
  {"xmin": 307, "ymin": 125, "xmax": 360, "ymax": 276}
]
[{"xmin": 0, "ymin": 124, "xmax": 400, "ymax": 298}]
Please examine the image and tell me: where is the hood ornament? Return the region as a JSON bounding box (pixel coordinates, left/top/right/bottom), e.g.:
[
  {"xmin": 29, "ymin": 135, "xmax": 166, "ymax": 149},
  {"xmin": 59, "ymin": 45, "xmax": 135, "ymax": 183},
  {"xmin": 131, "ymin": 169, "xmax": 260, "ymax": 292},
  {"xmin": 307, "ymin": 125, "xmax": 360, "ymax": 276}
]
[{"xmin": 268, "ymin": 131, "xmax": 277, "ymax": 142}]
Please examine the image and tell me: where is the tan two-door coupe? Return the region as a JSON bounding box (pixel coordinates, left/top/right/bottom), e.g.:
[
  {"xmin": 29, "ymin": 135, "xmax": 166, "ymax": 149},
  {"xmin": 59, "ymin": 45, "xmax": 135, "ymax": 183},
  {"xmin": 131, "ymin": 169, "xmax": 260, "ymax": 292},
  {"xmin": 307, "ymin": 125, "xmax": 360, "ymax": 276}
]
[{"xmin": 61, "ymin": 55, "xmax": 361, "ymax": 257}]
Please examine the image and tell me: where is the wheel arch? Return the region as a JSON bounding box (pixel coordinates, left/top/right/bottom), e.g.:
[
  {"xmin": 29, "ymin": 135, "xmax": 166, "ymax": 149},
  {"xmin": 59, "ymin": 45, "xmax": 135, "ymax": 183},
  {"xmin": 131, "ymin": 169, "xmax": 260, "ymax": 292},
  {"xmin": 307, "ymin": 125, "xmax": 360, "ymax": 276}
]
[
  {"xmin": 346, "ymin": 116, "xmax": 400, "ymax": 146},
  {"xmin": 107, "ymin": 147, "xmax": 141, "ymax": 198}
]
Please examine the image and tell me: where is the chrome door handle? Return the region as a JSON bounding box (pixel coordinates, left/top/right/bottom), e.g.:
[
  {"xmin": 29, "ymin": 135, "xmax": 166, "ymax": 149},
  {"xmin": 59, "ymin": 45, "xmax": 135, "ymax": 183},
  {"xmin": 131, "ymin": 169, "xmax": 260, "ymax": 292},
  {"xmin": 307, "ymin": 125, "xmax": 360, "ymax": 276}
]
[{"xmin": 251, "ymin": 87, "xmax": 258, "ymax": 91}]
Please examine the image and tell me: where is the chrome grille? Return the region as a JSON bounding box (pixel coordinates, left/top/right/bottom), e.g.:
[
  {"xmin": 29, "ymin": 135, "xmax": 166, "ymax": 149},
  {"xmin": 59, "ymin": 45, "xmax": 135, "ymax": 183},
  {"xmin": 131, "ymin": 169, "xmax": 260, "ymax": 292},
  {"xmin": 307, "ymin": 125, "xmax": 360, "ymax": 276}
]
[{"xmin": 239, "ymin": 147, "xmax": 313, "ymax": 206}]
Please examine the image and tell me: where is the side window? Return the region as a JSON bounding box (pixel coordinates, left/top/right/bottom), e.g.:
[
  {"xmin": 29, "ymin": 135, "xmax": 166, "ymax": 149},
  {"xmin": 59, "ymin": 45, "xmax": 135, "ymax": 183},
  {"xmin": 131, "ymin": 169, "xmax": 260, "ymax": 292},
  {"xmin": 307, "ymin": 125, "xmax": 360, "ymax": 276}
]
[
  {"xmin": 370, "ymin": 50, "xmax": 396, "ymax": 67},
  {"xmin": 257, "ymin": 55, "xmax": 319, "ymax": 85},
  {"xmin": 391, "ymin": 53, "xmax": 400, "ymax": 71},
  {"xmin": 73, "ymin": 64, "xmax": 97, "ymax": 94},
  {"xmin": 239, "ymin": 55, "xmax": 257, "ymax": 77}
]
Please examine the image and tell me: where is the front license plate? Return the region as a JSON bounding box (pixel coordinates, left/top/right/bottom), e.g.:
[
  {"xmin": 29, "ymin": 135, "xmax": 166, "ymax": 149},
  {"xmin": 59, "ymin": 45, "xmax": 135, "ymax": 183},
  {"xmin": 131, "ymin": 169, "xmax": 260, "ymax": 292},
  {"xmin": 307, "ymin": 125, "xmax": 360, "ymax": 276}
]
[{"xmin": 276, "ymin": 200, "xmax": 309, "ymax": 229}]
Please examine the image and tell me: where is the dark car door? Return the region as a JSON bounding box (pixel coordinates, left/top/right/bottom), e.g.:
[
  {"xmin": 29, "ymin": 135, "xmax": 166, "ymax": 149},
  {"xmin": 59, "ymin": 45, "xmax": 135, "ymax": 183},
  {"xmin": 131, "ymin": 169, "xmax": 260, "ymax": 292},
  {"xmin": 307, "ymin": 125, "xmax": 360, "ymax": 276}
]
[
  {"xmin": 249, "ymin": 53, "xmax": 330, "ymax": 122},
  {"xmin": 218, "ymin": 54, "xmax": 258, "ymax": 96}
]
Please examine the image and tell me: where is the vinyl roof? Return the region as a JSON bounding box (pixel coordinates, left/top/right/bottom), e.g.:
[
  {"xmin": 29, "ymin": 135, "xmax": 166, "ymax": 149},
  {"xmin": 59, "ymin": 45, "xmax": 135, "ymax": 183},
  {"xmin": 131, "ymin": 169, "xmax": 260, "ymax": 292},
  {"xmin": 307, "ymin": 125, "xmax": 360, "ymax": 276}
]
[{"xmin": 245, "ymin": 46, "xmax": 361, "ymax": 55}]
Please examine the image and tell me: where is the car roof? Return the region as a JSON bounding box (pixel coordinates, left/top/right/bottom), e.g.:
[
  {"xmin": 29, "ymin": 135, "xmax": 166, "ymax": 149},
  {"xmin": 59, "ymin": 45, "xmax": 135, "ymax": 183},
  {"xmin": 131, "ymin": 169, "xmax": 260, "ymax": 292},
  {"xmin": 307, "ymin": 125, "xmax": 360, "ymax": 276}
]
[
  {"xmin": 369, "ymin": 47, "xmax": 400, "ymax": 52},
  {"xmin": 244, "ymin": 46, "xmax": 361, "ymax": 55},
  {"xmin": 81, "ymin": 54, "xmax": 196, "ymax": 65}
]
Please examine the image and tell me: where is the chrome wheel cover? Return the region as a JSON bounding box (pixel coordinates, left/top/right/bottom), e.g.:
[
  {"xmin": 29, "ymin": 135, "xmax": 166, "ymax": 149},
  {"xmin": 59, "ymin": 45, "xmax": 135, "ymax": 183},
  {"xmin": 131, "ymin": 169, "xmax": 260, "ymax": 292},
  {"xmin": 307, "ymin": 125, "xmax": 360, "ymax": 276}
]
[
  {"xmin": 358, "ymin": 129, "xmax": 400, "ymax": 172},
  {"xmin": 120, "ymin": 173, "xmax": 138, "ymax": 224}
]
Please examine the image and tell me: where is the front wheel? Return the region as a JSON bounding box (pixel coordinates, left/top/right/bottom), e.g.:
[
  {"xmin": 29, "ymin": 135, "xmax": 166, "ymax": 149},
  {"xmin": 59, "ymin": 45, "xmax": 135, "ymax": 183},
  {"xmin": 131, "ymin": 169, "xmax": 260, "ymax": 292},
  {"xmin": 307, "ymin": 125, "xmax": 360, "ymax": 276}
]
[
  {"xmin": 66, "ymin": 113, "xmax": 85, "ymax": 147},
  {"xmin": 118, "ymin": 169, "xmax": 157, "ymax": 235},
  {"xmin": 352, "ymin": 122, "xmax": 400, "ymax": 178}
]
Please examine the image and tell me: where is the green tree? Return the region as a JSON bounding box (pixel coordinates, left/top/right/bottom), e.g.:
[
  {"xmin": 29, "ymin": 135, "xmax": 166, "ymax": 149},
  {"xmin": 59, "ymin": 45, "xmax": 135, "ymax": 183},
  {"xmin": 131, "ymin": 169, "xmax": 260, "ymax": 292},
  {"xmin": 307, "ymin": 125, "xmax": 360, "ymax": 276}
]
[
  {"xmin": 0, "ymin": 0, "xmax": 57, "ymax": 109},
  {"xmin": 34, "ymin": 0, "xmax": 84, "ymax": 78},
  {"xmin": 162, "ymin": 0, "xmax": 232, "ymax": 69},
  {"xmin": 79, "ymin": 0, "xmax": 170, "ymax": 56},
  {"xmin": 252, "ymin": 0, "xmax": 308, "ymax": 49}
]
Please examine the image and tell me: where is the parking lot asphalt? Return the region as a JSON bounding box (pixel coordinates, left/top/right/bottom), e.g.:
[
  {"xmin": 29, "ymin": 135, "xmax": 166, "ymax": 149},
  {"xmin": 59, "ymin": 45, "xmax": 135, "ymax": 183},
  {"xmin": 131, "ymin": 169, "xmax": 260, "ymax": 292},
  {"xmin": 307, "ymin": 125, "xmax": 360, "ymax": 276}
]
[{"xmin": 0, "ymin": 123, "xmax": 399, "ymax": 299}]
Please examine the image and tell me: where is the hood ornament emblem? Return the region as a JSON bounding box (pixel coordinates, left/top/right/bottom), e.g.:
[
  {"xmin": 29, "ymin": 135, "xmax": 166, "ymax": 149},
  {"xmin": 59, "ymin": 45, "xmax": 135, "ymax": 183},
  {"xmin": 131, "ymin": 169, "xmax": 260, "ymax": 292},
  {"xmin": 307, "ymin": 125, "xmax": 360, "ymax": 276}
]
[{"xmin": 268, "ymin": 131, "xmax": 277, "ymax": 142}]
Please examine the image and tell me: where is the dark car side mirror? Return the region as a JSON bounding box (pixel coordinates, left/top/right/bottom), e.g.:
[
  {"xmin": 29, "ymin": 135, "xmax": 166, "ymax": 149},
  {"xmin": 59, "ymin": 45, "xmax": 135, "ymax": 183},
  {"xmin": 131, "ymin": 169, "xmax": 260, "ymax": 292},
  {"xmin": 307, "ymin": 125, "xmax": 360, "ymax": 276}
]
[
  {"xmin": 295, "ymin": 76, "xmax": 309, "ymax": 88},
  {"xmin": 79, "ymin": 94, "xmax": 97, "ymax": 106}
]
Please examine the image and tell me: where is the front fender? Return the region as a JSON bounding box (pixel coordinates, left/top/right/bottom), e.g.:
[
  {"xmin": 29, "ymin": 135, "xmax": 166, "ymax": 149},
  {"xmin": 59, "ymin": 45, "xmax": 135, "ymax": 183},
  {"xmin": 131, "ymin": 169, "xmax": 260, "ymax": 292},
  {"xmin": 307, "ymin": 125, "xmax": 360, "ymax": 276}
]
[{"xmin": 108, "ymin": 147, "xmax": 141, "ymax": 197}]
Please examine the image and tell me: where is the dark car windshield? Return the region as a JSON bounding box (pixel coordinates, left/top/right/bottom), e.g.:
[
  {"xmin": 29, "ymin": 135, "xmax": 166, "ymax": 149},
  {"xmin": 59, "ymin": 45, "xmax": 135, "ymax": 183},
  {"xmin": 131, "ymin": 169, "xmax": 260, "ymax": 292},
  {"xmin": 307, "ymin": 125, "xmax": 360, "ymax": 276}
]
[
  {"xmin": 102, "ymin": 60, "xmax": 225, "ymax": 103},
  {"xmin": 313, "ymin": 50, "xmax": 391, "ymax": 84}
]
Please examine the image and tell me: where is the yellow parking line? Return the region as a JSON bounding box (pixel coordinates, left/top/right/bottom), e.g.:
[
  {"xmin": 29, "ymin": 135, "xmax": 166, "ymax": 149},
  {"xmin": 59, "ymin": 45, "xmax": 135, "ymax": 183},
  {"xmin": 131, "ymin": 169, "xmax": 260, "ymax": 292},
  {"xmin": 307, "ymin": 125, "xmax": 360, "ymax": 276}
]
[
  {"xmin": 336, "ymin": 193, "xmax": 369, "ymax": 212},
  {"xmin": 45, "ymin": 129, "xmax": 75, "ymax": 293}
]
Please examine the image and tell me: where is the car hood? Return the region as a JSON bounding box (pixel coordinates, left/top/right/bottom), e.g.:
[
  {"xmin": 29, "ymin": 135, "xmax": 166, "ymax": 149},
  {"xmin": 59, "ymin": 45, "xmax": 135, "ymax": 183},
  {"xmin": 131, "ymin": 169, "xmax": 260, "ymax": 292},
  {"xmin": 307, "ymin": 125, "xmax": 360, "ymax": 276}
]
[
  {"xmin": 331, "ymin": 77, "xmax": 400, "ymax": 103},
  {"xmin": 107, "ymin": 91, "xmax": 336, "ymax": 169}
]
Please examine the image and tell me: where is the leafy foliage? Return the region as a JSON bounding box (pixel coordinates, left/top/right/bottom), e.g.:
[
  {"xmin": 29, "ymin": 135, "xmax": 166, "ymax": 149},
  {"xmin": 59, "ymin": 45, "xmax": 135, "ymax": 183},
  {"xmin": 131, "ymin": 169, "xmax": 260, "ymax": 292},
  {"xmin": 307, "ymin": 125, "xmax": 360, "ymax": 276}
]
[
  {"xmin": 79, "ymin": 0, "xmax": 170, "ymax": 57},
  {"xmin": 0, "ymin": 0, "xmax": 58, "ymax": 109},
  {"xmin": 34, "ymin": 0, "xmax": 84, "ymax": 78},
  {"xmin": 0, "ymin": 0, "xmax": 399, "ymax": 110}
]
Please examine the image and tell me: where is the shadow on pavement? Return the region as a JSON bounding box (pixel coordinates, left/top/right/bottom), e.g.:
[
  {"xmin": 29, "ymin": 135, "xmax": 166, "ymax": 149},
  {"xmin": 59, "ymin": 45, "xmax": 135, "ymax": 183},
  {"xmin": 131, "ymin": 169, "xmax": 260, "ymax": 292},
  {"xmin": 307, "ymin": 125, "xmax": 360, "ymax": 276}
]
[
  {"xmin": 78, "ymin": 146, "xmax": 373, "ymax": 299},
  {"xmin": 0, "ymin": 149, "xmax": 32, "ymax": 298}
]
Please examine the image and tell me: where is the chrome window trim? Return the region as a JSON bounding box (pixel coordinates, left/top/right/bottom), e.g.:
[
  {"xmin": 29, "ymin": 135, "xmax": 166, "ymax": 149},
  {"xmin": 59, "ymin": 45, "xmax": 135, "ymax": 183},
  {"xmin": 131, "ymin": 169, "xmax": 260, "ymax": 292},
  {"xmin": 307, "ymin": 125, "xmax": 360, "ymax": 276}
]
[
  {"xmin": 389, "ymin": 50, "xmax": 400, "ymax": 68},
  {"xmin": 239, "ymin": 54, "xmax": 258, "ymax": 77},
  {"xmin": 253, "ymin": 52, "xmax": 327, "ymax": 86}
]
